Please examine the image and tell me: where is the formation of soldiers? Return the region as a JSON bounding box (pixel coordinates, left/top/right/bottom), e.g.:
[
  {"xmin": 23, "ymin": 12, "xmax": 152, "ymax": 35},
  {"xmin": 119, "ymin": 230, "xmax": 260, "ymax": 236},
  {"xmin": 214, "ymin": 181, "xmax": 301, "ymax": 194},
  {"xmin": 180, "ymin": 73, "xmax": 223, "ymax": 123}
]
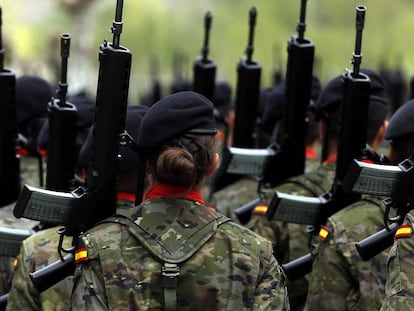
[{"xmin": 1, "ymin": 0, "xmax": 414, "ymax": 310}]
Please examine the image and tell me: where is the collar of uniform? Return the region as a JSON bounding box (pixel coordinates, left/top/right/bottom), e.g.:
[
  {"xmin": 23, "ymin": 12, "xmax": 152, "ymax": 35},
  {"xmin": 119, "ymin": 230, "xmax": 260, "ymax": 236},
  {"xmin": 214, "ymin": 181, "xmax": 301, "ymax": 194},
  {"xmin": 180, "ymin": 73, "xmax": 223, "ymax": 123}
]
[
  {"xmin": 144, "ymin": 184, "xmax": 204, "ymax": 205},
  {"xmin": 323, "ymin": 156, "xmax": 337, "ymax": 164},
  {"xmin": 305, "ymin": 147, "xmax": 318, "ymax": 160},
  {"xmin": 117, "ymin": 192, "xmax": 136, "ymax": 203}
]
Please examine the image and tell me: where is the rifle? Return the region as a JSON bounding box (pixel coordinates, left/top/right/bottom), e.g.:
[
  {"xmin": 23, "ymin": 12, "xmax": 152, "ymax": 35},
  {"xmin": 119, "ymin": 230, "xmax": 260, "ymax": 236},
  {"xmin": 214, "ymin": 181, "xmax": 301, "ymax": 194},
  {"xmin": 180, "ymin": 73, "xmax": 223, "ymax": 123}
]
[
  {"xmin": 46, "ymin": 33, "xmax": 78, "ymax": 192},
  {"xmin": 12, "ymin": 0, "xmax": 132, "ymax": 293},
  {"xmin": 345, "ymin": 156, "xmax": 414, "ymax": 260},
  {"xmin": 233, "ymin": 0, "xmax": 315, "ymax": 223},
  {"xmin": 210, "ymin": 7, "xmax": 262, "ymax": 193},
  {"xmin": 193, "ymin": 11, "xmax": 216, "ymax": 101},
  {"xmin": 259, "ymin": 0, "xmax": 315, "ymax": 187},
  {"xmin": 267, "ymin": 6, "xmax": 371, "ymax": 279},
  {"xmin": 0, "ymin": 6, "xmax": 20, "ymax": 207}
]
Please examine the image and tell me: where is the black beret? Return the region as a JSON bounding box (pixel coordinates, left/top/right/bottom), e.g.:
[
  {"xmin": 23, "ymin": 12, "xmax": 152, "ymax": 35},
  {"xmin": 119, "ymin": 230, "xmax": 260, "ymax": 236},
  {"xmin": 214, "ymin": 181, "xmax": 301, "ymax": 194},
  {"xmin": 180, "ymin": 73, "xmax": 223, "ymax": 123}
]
[
  {"xmin": 138, "ymin": 91, "xmax": 218, "ymax": 153},
  {"xmin": 36, "ymin": 95, "xmax": 96, "ymax": 149},
  {"xmin": 384, "ymin": 99, "xmax": 414, "ymax": 141},
  {"xmin": 313, "ymin": 68, "xmax": 387, "ymax": 118},
  {"xmin": 260, "ymin": 76, "xmax": 322, "ymax": 134},
  {"xmin": 77, "ymin": 105, "xmax": 149, "ymax": 172},
  {"xmin": 16, "ymin": 75, "xmax": 54, "ymax": 126},
  {"xmin": 260, "ymin": 82, "xmax": 286, "ymax": 134},
  {"xmin": 213, "ymin": 81, "xmax": 232, "ymax": 108}
]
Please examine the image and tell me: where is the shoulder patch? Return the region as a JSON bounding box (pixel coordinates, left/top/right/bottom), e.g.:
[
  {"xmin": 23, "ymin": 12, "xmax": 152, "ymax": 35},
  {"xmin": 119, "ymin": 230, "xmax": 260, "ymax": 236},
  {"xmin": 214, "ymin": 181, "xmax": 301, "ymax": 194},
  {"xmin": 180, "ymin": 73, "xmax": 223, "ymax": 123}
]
[
  {"xmin": 395, "ymin": 225, "xmax": 413, "ymax": 239},
  {"xmin": 318, "ymin": 226, "xmax": 330, "ymax": 241},
  {"xmin": 13, "ymin": 256, "xmax": 18, "ymax": 270},
  {"xmin": 75, "ymin": 247, "xmax": 88, "ymax": 264},
  {"xmin": 252, "ymin": 204, "xmax": 268, "ymax": 215}
]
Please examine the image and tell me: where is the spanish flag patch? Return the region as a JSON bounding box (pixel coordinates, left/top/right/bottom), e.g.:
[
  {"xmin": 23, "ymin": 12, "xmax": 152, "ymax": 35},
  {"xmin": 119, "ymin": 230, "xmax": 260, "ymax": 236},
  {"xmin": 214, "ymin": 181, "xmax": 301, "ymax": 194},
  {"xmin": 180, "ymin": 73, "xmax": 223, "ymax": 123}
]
[
  {"xmin": 75, "ymin": 247, "xmax": 88, "ymax": 264},
  {"xmin": 253, "ymin": 204, "xmax": 268, "ymax": 215},
  {"xmin": 395, "ymin": 225, "xmax": 413, "ymax": 239},
  {"xmin": 318, "ymin": 226, "xmax": 330, "ymax": 241},
  {"xmin": 13, "ymin": 256, "xmax": 18, "ymax": 270}
]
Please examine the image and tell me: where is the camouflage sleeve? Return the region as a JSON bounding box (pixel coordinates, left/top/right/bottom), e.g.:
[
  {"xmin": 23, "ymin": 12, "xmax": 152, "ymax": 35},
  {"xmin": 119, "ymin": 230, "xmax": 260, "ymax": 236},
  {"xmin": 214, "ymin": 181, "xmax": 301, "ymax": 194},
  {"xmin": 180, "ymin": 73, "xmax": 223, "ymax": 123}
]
[
  {"xmin": 70, "ymin": 235, "xmax": 109, "ymax": 311},
  {"xmin": 6, "ymin": 240, "xmax": 40, "ymax": 311},
  {"xmin": 253, "ymin": 240, "xmax": 290, "ymax": 311},
  {"xmin": 304, "ymin": 220, "xmax": 352, "ymax": 310},
  {"xmin": 381, "ymin": 213, "xmax": 414, "ymax": 310}
]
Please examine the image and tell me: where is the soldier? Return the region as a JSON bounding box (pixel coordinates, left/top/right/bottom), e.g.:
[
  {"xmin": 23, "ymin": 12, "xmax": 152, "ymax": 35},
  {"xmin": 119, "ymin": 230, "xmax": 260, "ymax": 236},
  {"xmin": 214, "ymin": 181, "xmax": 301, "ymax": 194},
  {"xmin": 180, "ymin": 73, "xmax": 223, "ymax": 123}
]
[
  {"xmin": 6, "ymin": 105, "xmax": 149, "ymax": 311},
  {"xmin": 245, "ymin": 69, "xmax": 388, "ymax": 310},
  {"xmin": 0, "ymin": 75, "xmax": 54, "ymax": 295},
  {"xmin": 16, "ymin": 75, "xmax": 54, "ymax": 188},
  {"xmin": 304, "ymin": 109, "xmax": 391, "ymax": 309},
  {"xmin": 70, "ymin": 91, "xmax": 290, "ymax": 310},
  {"xmin": 380, "ymin": 99, "xmax": 414, "ymax": 310}
]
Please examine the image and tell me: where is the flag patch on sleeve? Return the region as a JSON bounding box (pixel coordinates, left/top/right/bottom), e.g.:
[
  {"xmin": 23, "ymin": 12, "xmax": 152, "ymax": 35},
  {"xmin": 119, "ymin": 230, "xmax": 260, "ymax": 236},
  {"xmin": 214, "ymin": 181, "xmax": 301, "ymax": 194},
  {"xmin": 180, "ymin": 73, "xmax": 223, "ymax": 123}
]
[
  {"xmin": 318, "ymin": 226, "xmax": 330, "ymax": 241},
  {"xmin": 253, "ymin": 204, "xmax": 268, "ymax": 215},
  {"xmin": 75, "ymin": 247, "xmax": 88, "ymax": 264},
  {"xmin": 395, "ymin": 225, "xmax": 413, "ymax": 239}
]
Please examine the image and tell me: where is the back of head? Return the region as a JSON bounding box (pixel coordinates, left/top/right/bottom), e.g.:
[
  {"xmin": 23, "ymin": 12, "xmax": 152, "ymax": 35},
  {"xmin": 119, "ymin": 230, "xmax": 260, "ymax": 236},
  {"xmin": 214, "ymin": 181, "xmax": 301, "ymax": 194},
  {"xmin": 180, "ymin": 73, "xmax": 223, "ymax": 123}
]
[
  {"xmin": 37, "ymin": 94, "xmax": 96, "ymax": 155},
  {"xmin": 78, "ymin": 104, "xmax": 149, "ymax": 174},
  {"xmin": 313, "ymin": 68, "xmax": 388, "ymax": 145},
  {"xmin": 259, "ymin": 76, "xmax": 322, "ymax": 146},
  {"xmin": 16, "ymin": 75, "xmax": 54, "ymax": 148},
  {"xmin": 212, "ymin": 80, "xmax": 232, "ymax": 118},
  {"xmin": 138, "ymin": 91, "xmax": 218, "ymax": 189},
  {"xmin": 384, "ymin": 99, "xmax": 414, "ymax": 160}
]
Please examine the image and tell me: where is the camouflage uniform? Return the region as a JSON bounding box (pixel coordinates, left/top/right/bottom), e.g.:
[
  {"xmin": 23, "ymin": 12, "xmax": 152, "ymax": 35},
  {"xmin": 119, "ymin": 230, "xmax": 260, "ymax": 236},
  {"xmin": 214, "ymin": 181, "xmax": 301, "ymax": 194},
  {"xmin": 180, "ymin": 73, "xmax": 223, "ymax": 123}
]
[
  {"xmin": 19, "ymin": 155, "xmax": 45, "ymax": 188},
  {"xmin": 6, "ymin": 226, "xmax": 73, "ymax": 311},
  {"xmin": 70, "ymin": 196, "xmax": 290, "ymax": 310},
  {"xmin": 6, "ymin": 198, "xmax": 135, "ymax": 311},
  {"xmin": 248, "ymin": 162, "xmax": 336, "ymax": 311},
  {"xmin": 305, "ymin": 195, "xmax": 388, "ymax": 310},
  {"xmin": 0, "ymin": 203, "xmax": 39, "ymax": 296},
  {"xmin": 380, "ymin": 211, "xmax": 414, "ymax": 310},
  {"xmin": 207, "ymin": 175, "xmax": 258, "ymax": 220}
]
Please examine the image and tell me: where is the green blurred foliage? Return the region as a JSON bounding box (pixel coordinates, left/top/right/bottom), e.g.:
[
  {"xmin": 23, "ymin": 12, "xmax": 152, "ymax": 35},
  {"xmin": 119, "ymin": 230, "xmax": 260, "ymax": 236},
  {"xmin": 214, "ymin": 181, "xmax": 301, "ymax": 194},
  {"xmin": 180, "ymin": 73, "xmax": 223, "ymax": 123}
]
[{"xmin": 1, "ymin": 0, "xmax": 414, "ymax": 102}]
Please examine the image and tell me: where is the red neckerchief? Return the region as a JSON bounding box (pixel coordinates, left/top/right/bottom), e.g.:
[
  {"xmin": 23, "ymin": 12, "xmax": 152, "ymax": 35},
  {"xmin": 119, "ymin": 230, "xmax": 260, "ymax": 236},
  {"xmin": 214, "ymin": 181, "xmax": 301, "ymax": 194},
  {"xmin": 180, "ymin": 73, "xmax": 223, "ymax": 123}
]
[
  {"xmin": 323, "ymin": 156, "xmax": 337, "ymax": 164},
  {"xmin": 305, "ymin": 147, "xmax": 318, "ymax": 160},
  {"xmin": 117, "ymin": 192, "xmax": 136, "ymax": 203},
  {"xmin": 16, "ymin": 148, "xmax": 29, "ymax": 156},
  {"xmin": 143, "ymin": 184, "xmax": 204, "ymax": 205}
]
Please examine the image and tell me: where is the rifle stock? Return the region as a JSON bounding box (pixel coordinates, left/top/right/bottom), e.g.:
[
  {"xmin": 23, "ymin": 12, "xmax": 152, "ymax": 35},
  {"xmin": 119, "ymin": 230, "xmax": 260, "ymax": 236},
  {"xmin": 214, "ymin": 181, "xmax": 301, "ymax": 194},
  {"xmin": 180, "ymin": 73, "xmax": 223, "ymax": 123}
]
[
  {"xmin": 266, "ymin": 6, "xmax": 370, "ymax": 278},
  {"xmin": 0, "ymin": 6, "xmax": 20, "ymax": 207},
  {"xmin": 210, "ymin": 7, "xmax": 261, "ymax": 193},
  {"xmin": 13, "ymin": 0, "xmax": 131, "ymax": 292},
  {"xmin": 46, "ymin": 33, "xmax": 78, "ymax": 192},
  {"xmin": 260, "ymin": 0, "xmax": 315, "ymax": 187}
]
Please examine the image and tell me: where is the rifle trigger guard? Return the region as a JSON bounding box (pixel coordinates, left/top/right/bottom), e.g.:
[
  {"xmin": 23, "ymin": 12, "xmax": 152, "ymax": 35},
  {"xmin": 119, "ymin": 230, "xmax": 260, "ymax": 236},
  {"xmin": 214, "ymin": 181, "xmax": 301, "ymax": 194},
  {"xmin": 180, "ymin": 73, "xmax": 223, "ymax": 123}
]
[
  {"xmin": 56, "ymin": 227, "xmax": 75, "ymax": 260},
  {"xmin": 383, "ymin": 198, "xmax": 400, "ymax": 231}
]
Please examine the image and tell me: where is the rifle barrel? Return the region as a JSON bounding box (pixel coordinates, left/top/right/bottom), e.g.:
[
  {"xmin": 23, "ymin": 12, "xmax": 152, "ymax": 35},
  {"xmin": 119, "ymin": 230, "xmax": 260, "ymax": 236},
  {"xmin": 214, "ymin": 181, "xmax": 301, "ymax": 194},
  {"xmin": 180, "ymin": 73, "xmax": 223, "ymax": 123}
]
[
  {"xmin": 246, "ymin": 7, "xmax": 257, "ymax": 63},
  {"xmin": 352, "ymin": 6, "xmax": 366, "ymax": 76}
]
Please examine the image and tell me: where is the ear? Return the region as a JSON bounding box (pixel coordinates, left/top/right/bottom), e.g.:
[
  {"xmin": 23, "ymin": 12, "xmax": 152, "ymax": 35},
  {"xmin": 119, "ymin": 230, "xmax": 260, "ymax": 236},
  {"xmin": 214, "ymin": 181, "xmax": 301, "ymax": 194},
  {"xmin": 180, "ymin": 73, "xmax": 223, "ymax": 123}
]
[
  {"xmin": 371, "ymin": 120, "xmax": 388, "ymax": 151},
  {"xmin": 205, "ymin": 152, "xmax": 219, "ymax": 177}
]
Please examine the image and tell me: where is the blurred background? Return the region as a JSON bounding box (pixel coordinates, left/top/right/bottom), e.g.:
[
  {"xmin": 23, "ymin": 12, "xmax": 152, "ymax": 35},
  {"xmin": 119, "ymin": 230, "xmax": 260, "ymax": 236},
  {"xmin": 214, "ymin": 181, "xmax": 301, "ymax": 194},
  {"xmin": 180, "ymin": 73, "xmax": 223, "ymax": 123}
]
[{"xmin": 1, "ymin": 0, "xmax": 413, "ymax": 105}]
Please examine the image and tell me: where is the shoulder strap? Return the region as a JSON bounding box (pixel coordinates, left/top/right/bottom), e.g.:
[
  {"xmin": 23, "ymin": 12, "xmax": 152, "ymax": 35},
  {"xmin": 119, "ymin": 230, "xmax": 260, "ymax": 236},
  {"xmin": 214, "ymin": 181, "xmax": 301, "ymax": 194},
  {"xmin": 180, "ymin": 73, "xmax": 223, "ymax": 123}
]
[{"xmin": 102, "ymin": 207, "xmax": 231, "ymax": 311}]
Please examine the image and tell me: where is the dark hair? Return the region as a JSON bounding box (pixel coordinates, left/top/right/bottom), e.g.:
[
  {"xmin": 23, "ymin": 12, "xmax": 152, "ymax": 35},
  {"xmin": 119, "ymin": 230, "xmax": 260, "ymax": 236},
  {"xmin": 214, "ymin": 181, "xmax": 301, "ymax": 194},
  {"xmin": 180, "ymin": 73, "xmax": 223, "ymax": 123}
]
[
  {"xmin": 325, "ymin": 99, "xmax": 387, "ymax": 145},
  {"xmin": 391, "ymin": 139, "xmax": 414, "ymax": 161},
  {"xmin": 148, "ymin": 135, "xmax": 216, "ymax": 189}
]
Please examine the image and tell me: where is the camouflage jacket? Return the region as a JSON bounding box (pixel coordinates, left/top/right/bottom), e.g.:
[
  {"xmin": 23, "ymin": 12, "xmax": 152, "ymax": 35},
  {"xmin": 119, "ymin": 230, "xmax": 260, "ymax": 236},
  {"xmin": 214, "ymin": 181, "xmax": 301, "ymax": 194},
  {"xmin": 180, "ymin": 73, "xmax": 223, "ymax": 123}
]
[
  {"xmin": 381, "ymin": 211, "xmax": 414, "ymax": 310},
  {"xmin": 70, "ymin": 196, "xmax": 290, "ymax": 310},
  {"xmin": 247, "ymin": 162, "xmax": 336, "ymax": 311},
  {"xmin": 305, "ymin": 195, "xmax": 388, "ymax": 311},
  {"xmin": 0, "ymin": 203, "xmax": 39, "ymax": 296},
  {"xmin": 206, "ymin": 175, "xmax": 259, "ymax": 220},
  {"xmin": 6, "ymin": 198, "xmax": 135, "ymax": 311}
]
